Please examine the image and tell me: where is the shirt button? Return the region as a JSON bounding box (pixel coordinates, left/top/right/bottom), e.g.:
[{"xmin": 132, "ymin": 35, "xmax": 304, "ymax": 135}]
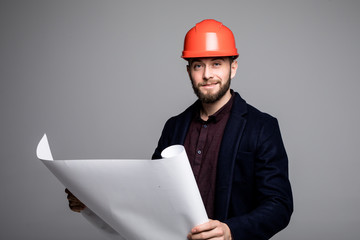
[
  {"xmin": 197, "ymin": 150, "xmax": 202, "ymax": 155},
  {"xmin": 203, "ymin": 124, "xmax": 207, "ymax": 128}
]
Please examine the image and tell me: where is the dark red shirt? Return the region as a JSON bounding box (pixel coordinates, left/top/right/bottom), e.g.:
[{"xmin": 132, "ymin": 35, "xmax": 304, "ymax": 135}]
[{"xmin": 184, "ymin": 93, "xmax": 234, "ymax": 219}]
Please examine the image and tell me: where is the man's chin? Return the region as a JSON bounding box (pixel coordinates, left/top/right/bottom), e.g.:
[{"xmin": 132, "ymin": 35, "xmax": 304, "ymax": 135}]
[
  {"xmin": 199, "ymin": 87, "xmax": 221, "ymax": 96},
  {"xmin": 198, "ymin": 93, "xmax": 220, "ymax": 104}
]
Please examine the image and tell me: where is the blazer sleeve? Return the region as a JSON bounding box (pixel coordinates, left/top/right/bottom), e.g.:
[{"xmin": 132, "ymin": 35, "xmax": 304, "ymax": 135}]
[
  {"xmin": 151, "ymin": 118, "xmax": 173, "ymax": 160},
  {"xmin": 224, "ymin": 118, "xmax": 293, "ymax": 240},
  {"xmin": 152, "ymin": 106, "xmax": 193, "ymax": 160},
  {"xmin": 151, "ymin": 116, "xmax": 182, "ymax": 160}
]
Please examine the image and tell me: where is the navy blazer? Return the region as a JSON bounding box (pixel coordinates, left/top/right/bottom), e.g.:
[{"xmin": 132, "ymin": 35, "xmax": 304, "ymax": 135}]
[{"xmin": 152, "ymin": 92, "xmax": 293, "ymax": 240}]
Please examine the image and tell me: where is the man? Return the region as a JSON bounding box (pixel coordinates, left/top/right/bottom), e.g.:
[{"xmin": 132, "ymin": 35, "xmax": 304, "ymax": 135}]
[
  {"xmin": 151, "ymin": 19, "xmax": 293, "ymax": 240},
  {"xmin": 66, "ymin": 19, "xmax": 293, "ymax": 240}
]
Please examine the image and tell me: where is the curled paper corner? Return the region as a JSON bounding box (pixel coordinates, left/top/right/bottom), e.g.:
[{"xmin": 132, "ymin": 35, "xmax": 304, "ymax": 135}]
[
  {"xmin": 36, "ymin": 134, "xmax": 54, "ymax": 161},
  {"xmin": 161, "ymin": 145, "xmax": 185, "ymax": 159}
]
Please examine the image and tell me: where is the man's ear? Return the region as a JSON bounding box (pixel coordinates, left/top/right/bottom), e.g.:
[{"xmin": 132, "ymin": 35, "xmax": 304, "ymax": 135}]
[{"xmin": 230, "ymin": 60, "xmax": 238, "ymax": 79}]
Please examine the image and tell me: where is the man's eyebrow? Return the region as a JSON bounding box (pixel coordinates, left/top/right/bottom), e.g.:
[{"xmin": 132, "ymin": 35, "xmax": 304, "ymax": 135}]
[
  {"xmin": 189, "ymin": 60, "xmax": 202, "ymax": 65},
  {"xmin": 211, "ymin": 57, "xmax": 225, "ymax": 62},
  {"xmin": 190, "ymin": 57, "xmax": 225, "ymax": 65},
  {"xmin": 210, "ymin": 57, "xmax": 225, "ymax": 61}
]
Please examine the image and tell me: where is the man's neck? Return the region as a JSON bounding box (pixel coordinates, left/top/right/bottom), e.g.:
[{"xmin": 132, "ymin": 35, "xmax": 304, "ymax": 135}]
[{"xmin": 200, "ymin": 90, "xmax": 232, "ymax": 121}]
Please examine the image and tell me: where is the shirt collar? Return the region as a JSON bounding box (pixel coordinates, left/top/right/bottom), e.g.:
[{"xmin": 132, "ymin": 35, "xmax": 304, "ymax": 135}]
[{"xmin": 193, "ymin": 90, "xmax": 235, "ymax": 123}]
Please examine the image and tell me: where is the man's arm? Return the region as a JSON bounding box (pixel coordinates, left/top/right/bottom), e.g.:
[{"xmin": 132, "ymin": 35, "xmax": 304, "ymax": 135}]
[{"xmin": 224, "ymin": 118, "xmax": 293, "ymax": 240}]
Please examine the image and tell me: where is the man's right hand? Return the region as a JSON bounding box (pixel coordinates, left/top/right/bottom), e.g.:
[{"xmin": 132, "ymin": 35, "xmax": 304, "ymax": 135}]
[{"xmin": 65, "ymin": 188, "xmax": 86, "ymax": 213}]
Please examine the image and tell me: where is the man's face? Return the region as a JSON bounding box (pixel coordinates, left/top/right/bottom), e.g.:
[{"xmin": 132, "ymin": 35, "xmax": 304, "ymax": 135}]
[{"xmin": 187, "ymin": 57, "xmax": 238, "ymax": 104}]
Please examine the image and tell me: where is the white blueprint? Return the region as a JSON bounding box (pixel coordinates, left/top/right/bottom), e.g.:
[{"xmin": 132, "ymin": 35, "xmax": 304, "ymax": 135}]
[{"xmin": 36, "ymin": 134, "xmax": 208, "ymax": 240}]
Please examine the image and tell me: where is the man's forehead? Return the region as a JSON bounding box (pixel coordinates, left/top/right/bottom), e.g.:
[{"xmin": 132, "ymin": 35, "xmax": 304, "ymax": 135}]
[{"xmin": 189, "ymin": 57, "xmax": 227, "ymax": 64}]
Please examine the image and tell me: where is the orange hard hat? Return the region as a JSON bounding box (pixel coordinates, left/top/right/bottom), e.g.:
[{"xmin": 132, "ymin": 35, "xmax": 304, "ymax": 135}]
[{"xmin": 182, "ymin": 19, "xmax": 238, "ymax": 59}]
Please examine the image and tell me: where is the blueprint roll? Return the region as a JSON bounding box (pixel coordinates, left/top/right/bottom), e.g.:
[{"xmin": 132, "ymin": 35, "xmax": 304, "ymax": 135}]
[{"xmin": 37, "ymin": 134, "xmax": 208, "ymax": 240}]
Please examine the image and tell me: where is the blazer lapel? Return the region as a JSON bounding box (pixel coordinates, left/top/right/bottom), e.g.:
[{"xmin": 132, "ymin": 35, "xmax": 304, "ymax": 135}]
[
  {"xmin": 215, "ymin": 93, "xmax": 247, "ymax": 220},
  {"xmin": 175, "ymin": 103, "xmax": 197, "ymax": 144}
]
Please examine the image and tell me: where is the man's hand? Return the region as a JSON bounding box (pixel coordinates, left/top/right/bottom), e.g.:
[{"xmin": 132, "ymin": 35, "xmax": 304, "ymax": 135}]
[
  {"xmin": 65, "ymin": 188, "xmax": 86, "ymax": 213},
  {"xmin": 187, "ymin": 219, "xmax": 232, "ymax": 240}
]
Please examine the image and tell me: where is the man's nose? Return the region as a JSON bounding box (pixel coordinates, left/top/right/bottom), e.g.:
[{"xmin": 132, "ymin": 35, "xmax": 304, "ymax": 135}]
[{"xmin": 203, "ymin": 66, "xmax": 213, "ymax": 80}]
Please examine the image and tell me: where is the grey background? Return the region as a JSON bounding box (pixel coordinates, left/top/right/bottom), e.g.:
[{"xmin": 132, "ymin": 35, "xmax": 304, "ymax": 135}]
[{"xmin": 1, "ymin": 0, "xmax": 359, "ymax": 239}]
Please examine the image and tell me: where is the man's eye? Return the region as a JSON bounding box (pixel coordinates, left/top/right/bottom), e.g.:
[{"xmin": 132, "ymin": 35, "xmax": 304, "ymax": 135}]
[
  {"xmin": 193, "ymin": 64, "xmax": 202, "ymax": 69},
  {"xmin": 213, "ymin": 62, "xmax": 221, "ymax": 67}
]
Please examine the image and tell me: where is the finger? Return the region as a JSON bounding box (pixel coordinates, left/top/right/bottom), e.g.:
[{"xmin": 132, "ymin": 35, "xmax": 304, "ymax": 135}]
[
  {"xmin": 65, "ymin": 190, "xmax": 75, "ymax": 199},
  {"xmin": 69, "ymin": 206, "xmax": 84, "ymax": 213},
  {"xmin": 69, "ymin": 203, "xmax": 86, "ymax": 212},
  {"xmin": 189, "ymin": 220, "xmax": 225, "ymax": 239},
  {"xmin": 67, "ymin": 194, "xmax": 80, "ymax": 202},
  {"xmin": 65, "ymin": 191, "xmax": 84, "ymax": 204},
  {"xmin": 69, "ymin": 201, "xmax": 85, "ymax": 208},
  {"xmin": 65, "ymin": 189, "xmax": 78, "ymax": 199},
  {"xmin": 190, "ymin": 236, "xmax": 223, "ymax": 240},
  {"xmin": 69, "ymin": 204, "xmax": 86, "ymax": 210},
  {"xmin": 189, "ymin": 228, "xmax": 223, "ymax": 240},
  {"xmin": 192, "ymin": 220, "xmax": 219, "ymax": 233}
]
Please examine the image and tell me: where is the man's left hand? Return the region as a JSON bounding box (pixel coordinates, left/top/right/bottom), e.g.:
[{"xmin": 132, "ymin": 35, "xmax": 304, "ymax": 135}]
[{"xmin": 187, "ymin": 219, "xmax": 232, "ymax": 240}]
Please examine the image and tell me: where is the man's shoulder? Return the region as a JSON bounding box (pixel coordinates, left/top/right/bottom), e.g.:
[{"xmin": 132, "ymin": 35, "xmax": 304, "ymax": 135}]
[
  {"xmin": 245, "ymin": 102, "xmax": 276, "ymax": 122},
  {"xmin": 232, "ymin": 92, "xmax": 276, "ymax": 122}
]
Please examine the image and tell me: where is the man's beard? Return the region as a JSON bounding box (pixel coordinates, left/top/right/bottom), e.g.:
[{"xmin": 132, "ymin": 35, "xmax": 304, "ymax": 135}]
[{"xmin": 191, "ymin": 76, "xmax": 231, "ymax": 104}]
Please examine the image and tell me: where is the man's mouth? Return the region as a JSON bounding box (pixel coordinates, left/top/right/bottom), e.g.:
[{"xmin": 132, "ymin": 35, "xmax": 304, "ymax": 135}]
[{"xmin": 200, "ymin": 82, "xmax": 219, "ymax": 89}]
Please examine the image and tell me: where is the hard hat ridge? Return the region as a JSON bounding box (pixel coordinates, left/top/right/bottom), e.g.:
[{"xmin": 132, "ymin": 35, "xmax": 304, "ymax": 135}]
[{"xmin": 195, "ymin": 19, "xmax": 222, "ymax": 33}]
